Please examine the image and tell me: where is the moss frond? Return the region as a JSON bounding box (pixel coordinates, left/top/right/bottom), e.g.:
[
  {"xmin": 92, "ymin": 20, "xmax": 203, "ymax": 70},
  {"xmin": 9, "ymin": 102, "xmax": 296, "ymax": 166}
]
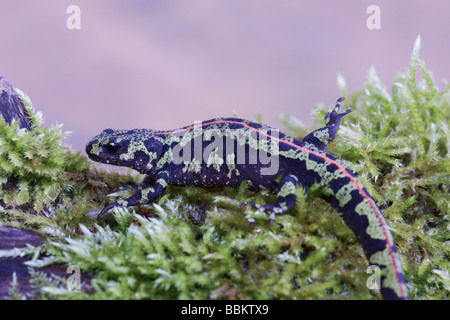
[
  {"xmin": 0, "ymin": 88, "xmax": 90, "ymax": 218},
  {"xmin": 323, "ymin": 36, "xmax": 450, "ymax": 299}
]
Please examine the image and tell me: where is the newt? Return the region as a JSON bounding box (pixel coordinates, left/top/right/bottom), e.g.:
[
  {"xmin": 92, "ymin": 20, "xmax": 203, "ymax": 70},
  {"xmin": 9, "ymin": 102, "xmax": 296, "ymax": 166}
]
[{"xmin": 86, "ymin": 97, "xmax": 408, "ymax": 299}]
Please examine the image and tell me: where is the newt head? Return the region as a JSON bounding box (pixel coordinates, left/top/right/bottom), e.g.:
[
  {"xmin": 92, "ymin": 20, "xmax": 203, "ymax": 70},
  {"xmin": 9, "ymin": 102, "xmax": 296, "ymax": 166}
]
[{"xmin": 86, "ymin": 128, "xmax": 162, "ymax": 174}]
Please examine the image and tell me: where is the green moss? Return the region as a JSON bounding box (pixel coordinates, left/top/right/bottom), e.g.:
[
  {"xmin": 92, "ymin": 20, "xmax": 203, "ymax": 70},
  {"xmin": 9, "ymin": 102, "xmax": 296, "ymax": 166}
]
[
  {"xmin": 1, "ymin": 36, "xmax": 449, "ymax": 300},
  {"xmin": 0, "ymin": 89, "xmax": 93, "ymax": 233}
]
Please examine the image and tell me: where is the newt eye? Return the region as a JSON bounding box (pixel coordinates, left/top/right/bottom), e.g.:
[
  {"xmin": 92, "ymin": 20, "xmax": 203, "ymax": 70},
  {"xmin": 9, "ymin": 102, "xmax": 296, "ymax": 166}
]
[{"xmin": 105, "ymin": 142, "xmax": 121, "ymax": 155}]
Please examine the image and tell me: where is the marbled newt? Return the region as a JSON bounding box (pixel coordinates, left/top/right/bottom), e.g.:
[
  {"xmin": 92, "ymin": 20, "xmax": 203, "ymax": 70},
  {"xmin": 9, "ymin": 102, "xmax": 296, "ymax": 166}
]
[{"xmin": 86, "ymin": 97, "xmax": 408, "ymax": 300}]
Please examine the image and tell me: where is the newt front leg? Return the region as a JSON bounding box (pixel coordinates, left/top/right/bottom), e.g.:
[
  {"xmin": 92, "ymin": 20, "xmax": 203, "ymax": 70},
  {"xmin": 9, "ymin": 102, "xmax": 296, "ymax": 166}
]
[{"xmin": 98, "ymin": 173, "xmax": 169, "ymax": 218}]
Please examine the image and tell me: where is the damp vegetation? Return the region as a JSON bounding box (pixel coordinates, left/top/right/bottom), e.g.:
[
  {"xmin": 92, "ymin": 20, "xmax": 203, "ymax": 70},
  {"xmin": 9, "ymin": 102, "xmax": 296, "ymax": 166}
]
[{"xmin": 0, "ymin": 37, "xmax": 449, "ymax": 300}]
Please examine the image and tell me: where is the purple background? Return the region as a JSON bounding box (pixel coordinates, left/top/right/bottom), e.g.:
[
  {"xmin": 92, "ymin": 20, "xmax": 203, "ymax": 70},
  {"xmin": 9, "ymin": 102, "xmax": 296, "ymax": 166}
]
[{"xmin": 1, "ymin": 1, "xmax": 449, "ymax": 152}]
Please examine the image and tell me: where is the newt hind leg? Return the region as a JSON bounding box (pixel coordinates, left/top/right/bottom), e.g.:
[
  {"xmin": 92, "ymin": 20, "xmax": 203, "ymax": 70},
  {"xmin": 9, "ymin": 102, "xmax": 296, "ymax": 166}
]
[
  {"xmin": 303, "ymin": 97, "xmax": 352, "ymax": 151},
  {"xmin": 241, "ymin": 174, "xmax": 302, "ymax": 225}
]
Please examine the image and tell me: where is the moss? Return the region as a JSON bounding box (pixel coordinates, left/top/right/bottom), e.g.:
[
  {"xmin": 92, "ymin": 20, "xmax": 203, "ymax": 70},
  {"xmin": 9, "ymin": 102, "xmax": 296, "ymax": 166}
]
[
  {"xmin": 0, "ymin": 90, "xmax": 85, "ymax": 232},
  {"xmin": 1, "ymin": 36, "xmax": 449, "ymax": 300}
]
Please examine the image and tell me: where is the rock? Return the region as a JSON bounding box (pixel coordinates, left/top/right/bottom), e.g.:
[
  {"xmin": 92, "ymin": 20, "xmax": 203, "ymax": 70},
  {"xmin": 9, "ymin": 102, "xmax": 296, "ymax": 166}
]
[
  {"xmin": 0, "ymin": 77, "xmax": 31, "ymax": 130},
  {"xmin": 0, "ymin": 227, "xmax": 42, "ymax": 298},
  {"xmin": 0, "ymin": 226, "xmax": 68, "ymax": 299}
]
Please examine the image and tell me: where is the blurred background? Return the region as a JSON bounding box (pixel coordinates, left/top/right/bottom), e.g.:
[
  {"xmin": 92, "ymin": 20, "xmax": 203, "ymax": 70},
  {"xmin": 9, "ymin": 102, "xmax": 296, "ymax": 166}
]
[{"xmin": 0, "ymin": 0, "xmax": 449, "ymax": 153}]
